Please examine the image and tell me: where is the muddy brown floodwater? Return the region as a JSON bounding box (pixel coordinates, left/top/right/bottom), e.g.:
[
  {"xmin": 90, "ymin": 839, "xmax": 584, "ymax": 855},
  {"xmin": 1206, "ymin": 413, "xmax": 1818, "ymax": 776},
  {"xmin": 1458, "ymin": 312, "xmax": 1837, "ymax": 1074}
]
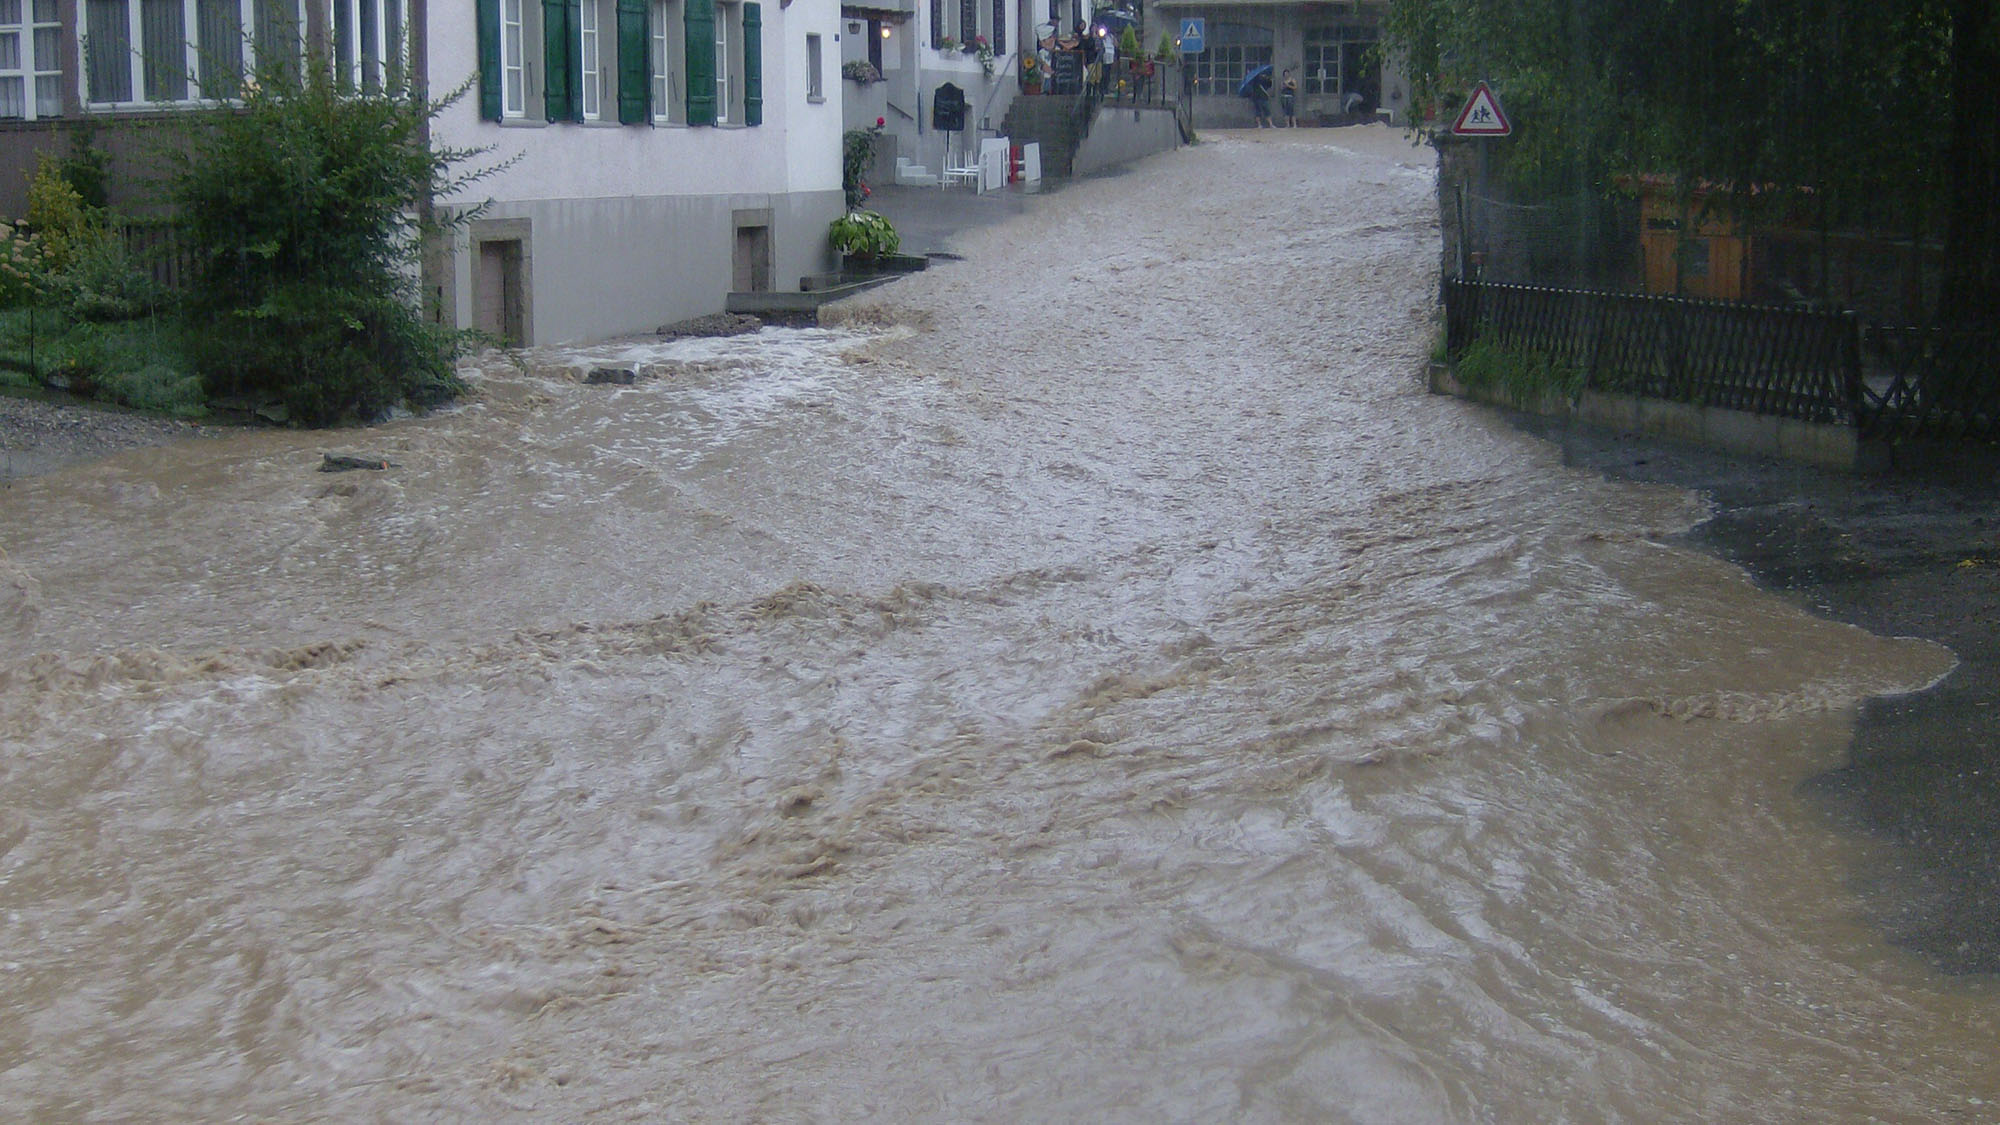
[{"xmin": 0, "ymin": 127, "xmax": 1990, "ymax": 1121}]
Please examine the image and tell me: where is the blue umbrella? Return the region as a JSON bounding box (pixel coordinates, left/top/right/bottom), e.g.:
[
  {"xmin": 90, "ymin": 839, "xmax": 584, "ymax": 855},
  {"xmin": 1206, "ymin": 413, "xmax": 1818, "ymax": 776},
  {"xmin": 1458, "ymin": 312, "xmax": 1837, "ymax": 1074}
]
[{"xmin": 1238, "ymin": 64, "xmax": 1272, "ymax": 97}]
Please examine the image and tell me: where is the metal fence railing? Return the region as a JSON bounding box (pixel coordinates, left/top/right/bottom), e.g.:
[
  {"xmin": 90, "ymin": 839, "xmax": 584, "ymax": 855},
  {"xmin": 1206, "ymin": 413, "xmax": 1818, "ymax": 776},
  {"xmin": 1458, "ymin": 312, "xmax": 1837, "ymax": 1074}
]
[{"xmin": 1444, "ymin": 279, "xmax": 1999, "ymax": 443}]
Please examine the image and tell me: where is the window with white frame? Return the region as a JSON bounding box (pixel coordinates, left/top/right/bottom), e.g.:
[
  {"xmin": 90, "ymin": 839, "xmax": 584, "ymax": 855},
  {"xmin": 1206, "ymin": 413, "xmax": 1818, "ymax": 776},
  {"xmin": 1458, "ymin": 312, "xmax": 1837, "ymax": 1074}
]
[
  {"xmin": 649, "ymin": 0, "xmax": 679, "ymax": 120},
  {"xmin": 331, "ymin": 0, "xmax": 405, "ymax": 92},
  {"xmin": 499, "ymin": 0, "xmax": 530, "ymax": 116},
  {"xmin": 1188, "ymin": 21, "xmax": 1270, "ymax": 97},
  {"xmin": 713, "ymin": 0, "xmax": 730, "ymax": 123},
  {"xmin": 577, "ymin": 0, "xmax": 602, "ymax": 116},
  {"xmin": 0, "ymin": 0, "xmax": 60, "ymax": 120},
  {"xmin": 1302, "ymin": 23, "xmax": 1376, "ymax": 96},
  {"xmin": 929, "ymin": 0, "xmax": 985, "ymax": 50},
  {"xmin": 805, "ymin": 30, "xmax": 820, "ymax": 100},
  {"xmin": 85, "ymin": 0, "xmax": 307, "ymax": 105}
]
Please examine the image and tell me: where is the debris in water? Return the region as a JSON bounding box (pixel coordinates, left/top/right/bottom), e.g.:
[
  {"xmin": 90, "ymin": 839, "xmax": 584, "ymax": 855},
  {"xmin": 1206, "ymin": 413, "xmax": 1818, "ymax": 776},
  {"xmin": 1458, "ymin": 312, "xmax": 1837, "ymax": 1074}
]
[{"xmin": 319, "ymin": 453, "xmax": 395, "ymax": 472}]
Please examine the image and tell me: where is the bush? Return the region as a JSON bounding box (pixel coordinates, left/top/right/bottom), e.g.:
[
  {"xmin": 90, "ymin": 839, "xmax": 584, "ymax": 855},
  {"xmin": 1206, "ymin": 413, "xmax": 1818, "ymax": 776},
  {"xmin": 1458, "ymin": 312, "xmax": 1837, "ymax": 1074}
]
[
  {"xmin": 184, "ymin": 281, "xmax": 460, "ymax": 424},
  {"xmin": 25, "ymin": 157, "xmax": 106, "ymax": 277},
  {"xmin": 843, "ymin": 123, "xmax": 886, "ymax": 208},
  {"xmin": 0, "ymin": 223, "xmax": 44, "ymax": 309},
  {"xmin": 2, "ymin": 306, "xmax": 204, "ymax": 415},
  {"xmin": 164, "ymin": 60, "xmax": 499, "ymax": 425},
  {"xmin": 1452, "ymin": 340, "xmax": 1585, "ymax": 407},
  {"xmin": 829, "ymin": 210, "xmax": 900, "ymax": 258}
]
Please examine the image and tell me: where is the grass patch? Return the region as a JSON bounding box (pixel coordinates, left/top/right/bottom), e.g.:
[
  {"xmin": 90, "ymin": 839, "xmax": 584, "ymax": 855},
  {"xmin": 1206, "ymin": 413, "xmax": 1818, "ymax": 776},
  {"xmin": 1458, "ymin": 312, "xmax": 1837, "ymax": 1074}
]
[
  {"xmin": 1451, "ymin": 340, "xmax": 1586, "ymax": 408},
  {"xmin": 0, "ymin": 307, "xmax": 206, "ymax": 417}
]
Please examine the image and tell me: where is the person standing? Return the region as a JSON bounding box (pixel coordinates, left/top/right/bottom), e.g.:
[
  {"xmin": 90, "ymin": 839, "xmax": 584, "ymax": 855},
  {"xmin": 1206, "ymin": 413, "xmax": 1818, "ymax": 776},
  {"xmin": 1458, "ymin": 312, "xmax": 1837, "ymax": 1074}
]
[
  {"xmin": 1247, "ymin": 68, "xmax": 1273, "ymax": 128},
  {"xmin": 1280, "ymin": 68, "xmax": 1299, "ymax": 127}
]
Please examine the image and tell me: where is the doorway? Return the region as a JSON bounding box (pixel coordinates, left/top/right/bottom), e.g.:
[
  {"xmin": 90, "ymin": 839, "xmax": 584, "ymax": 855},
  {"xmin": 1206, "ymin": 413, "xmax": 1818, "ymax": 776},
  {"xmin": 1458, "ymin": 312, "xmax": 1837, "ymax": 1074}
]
[{"xmin": 732, "ymin": 209, "xmax": 773, "ymax": 292}]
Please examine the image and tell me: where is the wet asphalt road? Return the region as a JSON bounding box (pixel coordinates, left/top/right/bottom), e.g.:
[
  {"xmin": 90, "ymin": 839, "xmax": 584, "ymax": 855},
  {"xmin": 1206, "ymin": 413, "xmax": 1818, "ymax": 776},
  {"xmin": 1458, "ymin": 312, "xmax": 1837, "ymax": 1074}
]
[{"xmin": 1514, "ymin": 412, "xmax": 2000, "ymax": 974}]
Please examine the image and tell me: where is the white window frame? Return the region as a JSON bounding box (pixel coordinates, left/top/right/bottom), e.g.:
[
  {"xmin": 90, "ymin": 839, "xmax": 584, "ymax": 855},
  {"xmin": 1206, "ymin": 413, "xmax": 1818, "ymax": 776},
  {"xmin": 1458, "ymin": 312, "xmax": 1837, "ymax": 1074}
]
[
  {"xmin": 0, "ymin": 0, "xmax": 61, "ymax": 120},
  {"xmin": 500, "ymin": 0, "xmax": 528, "ymax": 116},
  {"xmin": 82, "ymin": 0, "xmax": 310, "ymax": 107},
  {"xmin": 332, "ymin": 0, "xmax": 405, "ymax": 92},
  {"xmin": 1302, "ymin": 23, "xmax": 1376, "ymax": 97},
  {"xmin": 577, "ymin": 0, "xmax": 600, "ymax": 117},
  {"xmin": 713, "ymin": 0, "xmax": 730, "ymax": 124},
  {"xmin": 805, "ymin": 30, "xmax": 820, "ymax": 101},
  {"xmin": 649, "ymin": 0, "xmax": 678, "ymax": 122}
]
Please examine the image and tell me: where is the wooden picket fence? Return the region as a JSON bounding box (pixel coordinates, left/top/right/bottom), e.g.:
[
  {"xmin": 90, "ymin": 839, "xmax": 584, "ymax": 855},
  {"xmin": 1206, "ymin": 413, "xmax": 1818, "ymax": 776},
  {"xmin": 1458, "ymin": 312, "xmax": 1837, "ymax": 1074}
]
[{"xmin": 1443, "ymin": 279, "xmax": 2000, "ymax": 443}]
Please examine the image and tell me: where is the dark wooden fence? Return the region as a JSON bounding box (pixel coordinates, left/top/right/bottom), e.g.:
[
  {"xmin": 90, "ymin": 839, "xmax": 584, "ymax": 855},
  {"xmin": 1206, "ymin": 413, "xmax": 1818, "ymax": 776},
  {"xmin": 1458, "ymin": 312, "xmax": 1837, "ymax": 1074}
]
[
  {"xmin": 1443, "ymin": 279, "xmax": 1999, "ymax": 443},
  {"xmin": 117, "ymin": 217, "xmax": 195, "ymax": 291}
]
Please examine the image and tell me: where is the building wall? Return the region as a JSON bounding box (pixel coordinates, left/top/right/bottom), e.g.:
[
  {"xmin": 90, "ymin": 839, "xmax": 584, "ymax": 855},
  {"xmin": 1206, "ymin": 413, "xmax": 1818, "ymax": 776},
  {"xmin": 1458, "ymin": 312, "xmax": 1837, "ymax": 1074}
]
[
  {"xmin": 446, "ymin": 187, "xmax": 841, "ymax": 344},
  {"xmin": 1072, "ymin": 103, "xmax": 1178, "ymax": 176},
  {"xmin": 0, "ymin": 0, "xmax": 845, "ymax": 345},
  {"xmin": 1153, "ymin": 1, "xmax": 1408, "ymax": 127},
  {"xmin": 426, "ymin": 0, "xmax": 846, "ymax": 343},
  {"xmin": 839, "ymin": 1, "xmax": 1017, "ymax": 176}
]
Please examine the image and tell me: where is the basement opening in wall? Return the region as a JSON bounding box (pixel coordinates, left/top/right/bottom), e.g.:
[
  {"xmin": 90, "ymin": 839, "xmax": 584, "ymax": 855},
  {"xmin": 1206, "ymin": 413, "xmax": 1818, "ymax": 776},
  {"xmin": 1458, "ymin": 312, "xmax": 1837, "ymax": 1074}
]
[
  {"xmin": 475, "ymin": 238, "xmax": 527, "ymax": 347},
  {"xmin": 733, "ymin": 211, "xmax": 773, "ymax": 292}
]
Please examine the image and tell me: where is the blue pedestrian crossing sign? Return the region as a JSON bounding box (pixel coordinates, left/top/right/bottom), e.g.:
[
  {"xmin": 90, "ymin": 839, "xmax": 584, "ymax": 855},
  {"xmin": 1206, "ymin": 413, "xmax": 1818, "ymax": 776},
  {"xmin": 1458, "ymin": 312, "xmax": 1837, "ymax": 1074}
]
[{"xmin": 1179, "ymin": 17, "xmax": 1204, "ymax": 53}]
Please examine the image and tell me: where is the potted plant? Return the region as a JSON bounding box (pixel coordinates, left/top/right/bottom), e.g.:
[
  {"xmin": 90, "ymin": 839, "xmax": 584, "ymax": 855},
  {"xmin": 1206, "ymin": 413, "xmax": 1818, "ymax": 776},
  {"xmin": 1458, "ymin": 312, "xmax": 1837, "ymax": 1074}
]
[
  {"xmin": 841, "ymin": 60, "xmax": 881, "ymax": 84},
  {"xmin": 938, "ymin": 35, "xmax": 958, "ymax": 51},
  {"xmin": 828, "ymin": 210, "xmax": 901, "ymax": 267},
  {"xmin": 1119, "ymin": 26, "xmax": 1152, "ymax": 77},
  {"xmin": 970, "ymin": 35, "xmax": 993, "ymax": 75},
  {"xmin": 1020, "ymin": 51, "xmax": 1042, "ymax": 93}
]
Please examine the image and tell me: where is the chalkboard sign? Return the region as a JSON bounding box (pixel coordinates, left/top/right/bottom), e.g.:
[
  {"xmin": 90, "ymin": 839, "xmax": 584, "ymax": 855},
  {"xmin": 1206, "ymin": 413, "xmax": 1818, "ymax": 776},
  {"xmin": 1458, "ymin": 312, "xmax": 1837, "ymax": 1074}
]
[
  {"xmin": 1050, "ymin": 50, "xmax": 1081, "ymax": 94},
  {"xmin": 932, "ymin": 82, "xmax": 966, "ymax": 132}
]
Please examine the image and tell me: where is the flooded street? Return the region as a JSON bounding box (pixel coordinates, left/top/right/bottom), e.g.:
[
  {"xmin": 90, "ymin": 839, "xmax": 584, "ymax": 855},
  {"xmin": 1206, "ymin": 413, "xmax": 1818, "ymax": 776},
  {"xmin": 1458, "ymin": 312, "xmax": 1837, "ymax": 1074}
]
[{"xmin": 0, "ymin": 127, "xmax": 1989, "ymax": 1120}]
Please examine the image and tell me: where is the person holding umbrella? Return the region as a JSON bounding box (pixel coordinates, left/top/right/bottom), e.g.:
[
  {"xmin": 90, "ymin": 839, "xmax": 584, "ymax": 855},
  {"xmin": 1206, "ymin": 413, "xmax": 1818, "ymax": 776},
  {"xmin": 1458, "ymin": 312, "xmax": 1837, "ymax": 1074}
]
[{"xmin": 1240, "ymin": 64, "xmax": 1273, "ymax": 128}]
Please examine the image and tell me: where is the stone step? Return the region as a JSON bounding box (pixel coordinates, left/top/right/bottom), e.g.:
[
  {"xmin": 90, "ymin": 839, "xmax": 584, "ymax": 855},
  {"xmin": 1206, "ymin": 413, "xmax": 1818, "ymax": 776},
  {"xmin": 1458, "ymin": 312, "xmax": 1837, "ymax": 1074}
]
[{"xmin": 893, "ymin": 156, "xmax": 939, "ymax": 187}]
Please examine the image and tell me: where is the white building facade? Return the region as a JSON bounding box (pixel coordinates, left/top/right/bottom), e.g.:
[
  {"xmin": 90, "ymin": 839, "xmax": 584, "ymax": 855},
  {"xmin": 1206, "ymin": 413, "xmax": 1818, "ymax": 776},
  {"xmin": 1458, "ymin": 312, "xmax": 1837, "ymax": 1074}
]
[
  {"xmin": 837, "ymin": 0, "xmax": 1027, "ymax": 181},
  {"xmin": 435, "ymin": 0, "xmax": 847, "ymax": 343},
  {"xmin": 0, "ymin": 0, "xmax": 844, "ymax": 347}
]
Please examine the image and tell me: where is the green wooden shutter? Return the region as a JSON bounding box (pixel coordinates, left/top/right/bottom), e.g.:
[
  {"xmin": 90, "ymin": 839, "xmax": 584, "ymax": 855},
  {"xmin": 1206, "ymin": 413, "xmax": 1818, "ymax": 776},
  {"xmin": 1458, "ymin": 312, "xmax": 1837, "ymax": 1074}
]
[
  {"xmin": 684, "ymin": 0, "xmax": 715, "ymax": 125},
  {"xmin": 617, "ymin": 0, "xmax": 650, "ymax": 123},
  {"xmin": 741, "ymin": 2, "xmax": 760, "ymax": 126},
  {"xmin": 477, "ymin": 0, "xmax": 502, "ymax": 119},
  {"xmin": 544, "ymin": 0, "xmax": 580, "ymax": 120}
]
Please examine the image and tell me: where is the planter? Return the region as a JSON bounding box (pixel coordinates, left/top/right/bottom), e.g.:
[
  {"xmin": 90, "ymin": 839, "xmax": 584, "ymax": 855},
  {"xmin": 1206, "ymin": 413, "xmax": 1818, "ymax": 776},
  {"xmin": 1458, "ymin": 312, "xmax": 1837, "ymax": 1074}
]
[{"xmin": 841, "ymin": 252, "xmax": 929, "ymax": 275}]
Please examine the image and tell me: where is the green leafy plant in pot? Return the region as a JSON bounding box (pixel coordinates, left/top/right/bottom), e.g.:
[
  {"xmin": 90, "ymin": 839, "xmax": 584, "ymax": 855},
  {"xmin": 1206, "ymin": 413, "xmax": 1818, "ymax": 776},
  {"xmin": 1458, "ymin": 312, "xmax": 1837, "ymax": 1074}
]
[{"xmin": 829, "ymin": 210, "xmax": 901, "ymax": 263}]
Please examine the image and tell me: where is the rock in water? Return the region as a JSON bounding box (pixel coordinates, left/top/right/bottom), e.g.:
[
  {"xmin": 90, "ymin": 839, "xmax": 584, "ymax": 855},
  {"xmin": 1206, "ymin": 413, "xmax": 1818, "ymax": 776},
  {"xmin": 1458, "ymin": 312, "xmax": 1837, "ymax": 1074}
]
[{"xmin": 320, "ymin": 453, "xmax": 395, "ymax": 472}]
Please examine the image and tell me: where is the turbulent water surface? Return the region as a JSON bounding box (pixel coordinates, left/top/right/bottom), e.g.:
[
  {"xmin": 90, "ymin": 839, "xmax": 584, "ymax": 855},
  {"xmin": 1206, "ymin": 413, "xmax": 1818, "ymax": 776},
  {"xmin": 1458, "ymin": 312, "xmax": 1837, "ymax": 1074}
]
[{"xmin": 0, "ymin": 128, "xmax": 1985, "ymax": 1121}]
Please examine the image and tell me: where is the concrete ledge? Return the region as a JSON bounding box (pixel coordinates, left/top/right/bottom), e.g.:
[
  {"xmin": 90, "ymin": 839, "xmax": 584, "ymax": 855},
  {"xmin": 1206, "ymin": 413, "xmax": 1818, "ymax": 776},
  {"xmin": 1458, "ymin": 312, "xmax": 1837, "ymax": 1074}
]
[
  {"xmin": 1433, "ymin": 362, "xmax": 1875, "ymax": 472},
  {"xmin": 727, "ymin": 275, "xmax": 900, "ymax": 320}
]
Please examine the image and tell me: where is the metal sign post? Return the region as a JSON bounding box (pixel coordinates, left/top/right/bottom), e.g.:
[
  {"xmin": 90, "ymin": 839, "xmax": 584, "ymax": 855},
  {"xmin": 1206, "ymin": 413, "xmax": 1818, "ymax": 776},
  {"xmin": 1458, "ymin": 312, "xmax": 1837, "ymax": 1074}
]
[
  {"xmin": 1450, "ymin": 82, "xmax": 1511, "ymax": 280},
  {"xmin": 1178, "ymin": 18, "xmax": 1203, "ymax": 133}
]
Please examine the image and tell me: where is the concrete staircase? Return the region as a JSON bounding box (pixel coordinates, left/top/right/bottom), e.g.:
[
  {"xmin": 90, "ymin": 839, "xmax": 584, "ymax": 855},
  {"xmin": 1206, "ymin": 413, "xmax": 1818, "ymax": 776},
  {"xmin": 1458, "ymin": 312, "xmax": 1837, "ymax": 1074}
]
[
  {"xmin": 999, "ymin": 95, "xmax": 1085, "ymax": 179},
  {"xmin": 892, "ymin": 156, "xmax": 939, "ymax": 188}
]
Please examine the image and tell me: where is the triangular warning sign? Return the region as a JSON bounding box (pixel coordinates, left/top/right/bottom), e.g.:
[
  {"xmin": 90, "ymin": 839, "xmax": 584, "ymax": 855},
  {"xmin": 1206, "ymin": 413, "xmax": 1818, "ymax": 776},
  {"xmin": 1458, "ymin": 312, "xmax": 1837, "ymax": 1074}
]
[{"xmin": 1450, "ymin": 82, "xmax": 1511, "ymax": 136}]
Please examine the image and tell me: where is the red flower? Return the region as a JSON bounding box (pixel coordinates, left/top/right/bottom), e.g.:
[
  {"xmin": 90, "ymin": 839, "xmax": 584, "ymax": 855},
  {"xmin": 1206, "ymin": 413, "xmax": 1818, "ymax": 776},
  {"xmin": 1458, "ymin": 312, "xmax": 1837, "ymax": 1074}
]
[{"xmin": 876, "ymin": 116, "xmax": 886, "ymax": 127}]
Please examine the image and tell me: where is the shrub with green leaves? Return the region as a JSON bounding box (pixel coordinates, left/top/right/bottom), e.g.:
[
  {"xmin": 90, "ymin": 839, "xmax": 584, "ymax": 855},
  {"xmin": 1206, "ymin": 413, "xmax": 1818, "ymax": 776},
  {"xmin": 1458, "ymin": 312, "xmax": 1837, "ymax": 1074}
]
[
  {"xmin": 1452, "ymin": 340, "xmax": 1586, "ymax": 407},
  {"xmin": 0, "ymin": 223, "xmax": 44, "ymax": 309},
  {"xmin": 25, "ymin": 156, "xmax": 106, "ymax": 278},
  {"xmin": 829, "ymin": 210, "xmax": 900, "ymax": 258},
  {"xmin": 166, "ymin": 61, "xmax": 499, "ymax": 426},
  {"xmin": 843, "ymin": 125, "xmax": 884, "ymax": 209}
]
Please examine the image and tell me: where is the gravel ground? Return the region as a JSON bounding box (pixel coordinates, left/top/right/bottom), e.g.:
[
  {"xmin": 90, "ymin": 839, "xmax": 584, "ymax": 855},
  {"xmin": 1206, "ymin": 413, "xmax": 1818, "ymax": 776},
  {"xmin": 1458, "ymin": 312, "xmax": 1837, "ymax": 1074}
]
[{"xmin": 0, "ymin": 391, "xmax": 222, "ymax": 483}]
